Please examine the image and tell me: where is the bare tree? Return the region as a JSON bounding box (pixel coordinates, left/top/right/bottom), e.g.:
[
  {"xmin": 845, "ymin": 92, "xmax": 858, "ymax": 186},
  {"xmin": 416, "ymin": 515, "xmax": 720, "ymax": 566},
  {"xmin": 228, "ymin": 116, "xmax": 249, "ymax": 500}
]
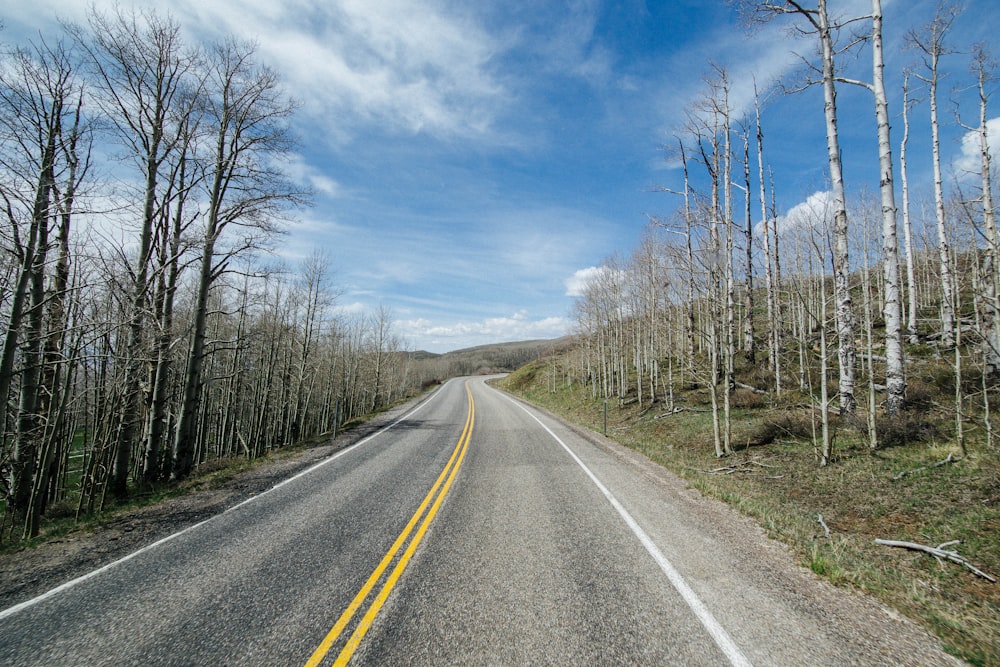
[
  {"xmin": 834, "ymin": 0, "xmax": 905, "ymax": 413},
  {"xmin": 870, "ymin": 0, "xmax": 905, "ymax": 414},
  {"xmin": 755, "ymin": 82, "xmax": 783, "ymax": 394},
  {"xmin": 73, "ymin": 7, "xmax": 203, "ymax": 499},
  {"xmin": 291, "ymin": 250, "xmax": 333, "ymax": 438},
  {"xmin": 747, "ymin": 0, "xmax": 857, "ymax": 414},
  {"xmin": 0, "ymin": 38, "xmax": 85, "ymax": 532},
  {"xmin": 172, "ymin": 38, "xmax": 303, "ymax": 480},
  {"xmin": 366, "ymin": 304, "xmax": 396, "ymax": 413},
  {"xmin": 739, "ymin": 120, "xmax": 756, "ymax": 365},
  {"xmin": 900, "ymin": 70, "xmax": 920, "ymax": 344},
  {"xmin": 909, "ymin": 2, "xmax": 961, "ymax": 349},
  {"xmin": 958, "ymin": 44, "xmax": 999, "ymax": 377},
  {"xmin": 142, "ymin": 117, "xmax": 199, "ymax": 482}
]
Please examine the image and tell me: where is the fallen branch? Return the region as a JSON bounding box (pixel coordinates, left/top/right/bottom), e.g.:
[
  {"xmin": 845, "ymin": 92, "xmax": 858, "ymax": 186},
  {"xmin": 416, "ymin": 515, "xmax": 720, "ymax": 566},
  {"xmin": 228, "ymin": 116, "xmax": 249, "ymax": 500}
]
[
  {"xmin": 706, "ymin": 462, "xmax": 743, "ymax": 474},
  {"xmin": 817, "ymin": 514, "xmax": 831, "ymax": 539},
  {"xmin": 735, "ymin": 382, "xmax": 767, "ymax": 395},
  {"xmin": 699, "ymin": 457, "xmax": 776, "ymax": 475},
  {"xmin": 874, "ymin": 538, "xmax": 996, "ymax": 583},
  {"xmin": 654, "ymin": 406, "xmax": 707, "ymax": 419},
  {"xmin": 892, "ymin": 452, "xmax": 957, "ymax": 480}
]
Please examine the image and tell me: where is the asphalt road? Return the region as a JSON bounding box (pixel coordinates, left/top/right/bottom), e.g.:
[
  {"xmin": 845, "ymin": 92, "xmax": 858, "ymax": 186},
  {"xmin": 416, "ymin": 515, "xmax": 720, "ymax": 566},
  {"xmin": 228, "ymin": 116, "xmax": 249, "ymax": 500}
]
[{"xmin": 0, "ymin": 377, "xmax": 961, "ymax": 666}]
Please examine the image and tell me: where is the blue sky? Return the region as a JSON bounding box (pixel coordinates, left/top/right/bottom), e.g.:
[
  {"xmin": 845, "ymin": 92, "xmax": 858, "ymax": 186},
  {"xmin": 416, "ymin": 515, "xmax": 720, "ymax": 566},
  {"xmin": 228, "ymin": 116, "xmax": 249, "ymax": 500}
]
[{"xmin": 5, "ymin": 0, "xmax": 998, "ymax": 352}]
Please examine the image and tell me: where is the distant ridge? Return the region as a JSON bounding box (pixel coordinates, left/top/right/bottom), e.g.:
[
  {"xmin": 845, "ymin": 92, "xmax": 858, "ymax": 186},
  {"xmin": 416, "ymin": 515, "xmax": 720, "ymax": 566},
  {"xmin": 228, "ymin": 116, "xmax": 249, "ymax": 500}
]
[{"xmin": 406, "ymin": 336, "xmax": 575, "ymax": 382}]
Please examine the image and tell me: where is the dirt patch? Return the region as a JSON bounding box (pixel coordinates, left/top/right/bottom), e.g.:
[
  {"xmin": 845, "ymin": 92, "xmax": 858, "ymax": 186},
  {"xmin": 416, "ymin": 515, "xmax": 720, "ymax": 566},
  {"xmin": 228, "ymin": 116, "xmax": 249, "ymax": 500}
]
[{"xmin": 0, "ymin": 396, "xmax": 425, "ymax": 612}]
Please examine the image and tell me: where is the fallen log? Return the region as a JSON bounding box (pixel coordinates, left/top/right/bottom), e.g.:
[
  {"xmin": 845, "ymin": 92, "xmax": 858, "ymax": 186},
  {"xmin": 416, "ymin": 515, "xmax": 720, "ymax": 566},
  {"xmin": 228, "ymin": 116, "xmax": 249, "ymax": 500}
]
[
  {"xmin": 874, "ymin": 538, "xmax": 996, "ymax": 583},
  {"xmin": 654, "ymin": 406, "xmax": 707, "ymax": 419},
  {"xmin": 892, "ymin": 452, "xmax": 957, "ymax": 480}
]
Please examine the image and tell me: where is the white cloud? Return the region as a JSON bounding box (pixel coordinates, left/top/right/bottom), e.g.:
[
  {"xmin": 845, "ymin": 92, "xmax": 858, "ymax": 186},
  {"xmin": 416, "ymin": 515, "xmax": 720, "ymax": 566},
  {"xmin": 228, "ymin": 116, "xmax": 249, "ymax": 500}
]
[
  {"xmin": 243, "ymin": 0, "xmax": 504, "ymax": 140},
  {"xmin": 953, "ymin": 117, "xmax": 1000, "ymax": 179},
  {"xmin": 334, "ymin": 301, "xmax": 369, "ymax": 316},
  {"xmin": 12, "ymin": 0, "xmax": 506, "ymax": 142},
  {"xmin": 564, "ymin": 266, "xmax": 606, "ymax": 297},
  {"xmin": 282, "ymin": 154, "xmax": 342, "ymax": 197},
  {"xmin": 776, "ymin": 190, "xmax": 834, "ymax": 236},
  {"xmin": 563, "ymin": 264, "xmax": 630, "ymax": 298}
]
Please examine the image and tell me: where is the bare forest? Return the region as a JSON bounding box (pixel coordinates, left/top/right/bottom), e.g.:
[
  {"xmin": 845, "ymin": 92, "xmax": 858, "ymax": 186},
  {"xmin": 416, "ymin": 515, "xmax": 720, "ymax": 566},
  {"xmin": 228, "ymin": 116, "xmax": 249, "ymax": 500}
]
[
  {"xmin": 0, "ymin": 8, "xmax": 421, "ymax": 540},
  {"xmin": 570, "ymin": 0, "xmax": 998, "ymax": 467}
]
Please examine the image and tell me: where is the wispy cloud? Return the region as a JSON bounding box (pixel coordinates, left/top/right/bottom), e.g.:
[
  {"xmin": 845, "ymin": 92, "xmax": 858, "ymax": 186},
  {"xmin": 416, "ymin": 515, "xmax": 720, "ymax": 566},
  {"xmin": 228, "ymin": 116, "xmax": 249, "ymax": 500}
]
[
  {"xmin": 245, "ymin": 0, "xmax": 505, "ymax": 140},
  {"xmin": 283, "ymin": 153, "xmax": 343, "ymax": 197},
  {"xmin": 21, "ymin": 0, "xmax": 508, "ymax": 142}
]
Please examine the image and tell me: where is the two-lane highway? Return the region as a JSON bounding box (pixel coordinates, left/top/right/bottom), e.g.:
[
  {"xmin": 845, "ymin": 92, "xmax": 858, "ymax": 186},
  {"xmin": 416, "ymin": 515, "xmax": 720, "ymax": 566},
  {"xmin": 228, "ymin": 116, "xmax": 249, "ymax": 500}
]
[{"xmin": 1, "ymin": 377, "xmax": 960, "ymax": 665}]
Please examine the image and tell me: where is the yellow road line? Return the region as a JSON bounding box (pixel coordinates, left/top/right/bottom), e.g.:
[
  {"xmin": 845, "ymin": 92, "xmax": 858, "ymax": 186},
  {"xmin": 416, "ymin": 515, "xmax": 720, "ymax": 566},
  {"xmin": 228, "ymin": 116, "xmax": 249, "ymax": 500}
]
[{"xmin": 305, "ymin": 382, "xmax": 475, "ymax": 667}]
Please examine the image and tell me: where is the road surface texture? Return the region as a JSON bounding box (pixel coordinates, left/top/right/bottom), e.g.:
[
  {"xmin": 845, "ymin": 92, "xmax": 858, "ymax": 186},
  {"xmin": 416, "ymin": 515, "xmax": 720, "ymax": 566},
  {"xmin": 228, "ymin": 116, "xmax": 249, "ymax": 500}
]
[{"xmin": 0, "ymin": 377, "xmax": 961, "ymax": 666}]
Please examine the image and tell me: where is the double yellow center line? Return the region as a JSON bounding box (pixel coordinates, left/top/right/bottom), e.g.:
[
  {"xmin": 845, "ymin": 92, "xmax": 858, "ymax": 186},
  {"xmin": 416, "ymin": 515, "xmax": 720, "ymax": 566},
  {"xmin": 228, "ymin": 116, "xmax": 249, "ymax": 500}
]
[{"xmin": 305, "ymin": 382, "xmax": 475, "ymax": 667}]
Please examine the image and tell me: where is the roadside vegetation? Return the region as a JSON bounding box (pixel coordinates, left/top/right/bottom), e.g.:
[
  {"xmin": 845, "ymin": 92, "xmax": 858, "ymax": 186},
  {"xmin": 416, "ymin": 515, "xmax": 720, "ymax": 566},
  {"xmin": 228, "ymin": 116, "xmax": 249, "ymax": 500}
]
[
  {"xmin": 499, "ymin": 338, "xmax": 999, "ymax": 665},
  {"xmin": 493, "ymin": 4, "xmax": 999, "ymax": 662}
]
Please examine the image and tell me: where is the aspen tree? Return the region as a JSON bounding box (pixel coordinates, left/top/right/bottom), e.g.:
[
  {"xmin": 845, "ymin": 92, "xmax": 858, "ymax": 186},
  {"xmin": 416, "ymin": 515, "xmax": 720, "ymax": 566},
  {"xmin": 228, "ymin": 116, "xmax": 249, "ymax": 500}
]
[
  {"xmin": 677, "ymin": 138, "xmax": 698, "ymax": 382},
  {"xmin": 871, "ymin": 0, "xmax": 905, "ymax": 414},
  {"xmin": 749, "ymin": 0, "xmax": 857, "ymax": 413},
  {"xmin": 143, "ymin": 120, "xmax": 199, "ymax": 482},
  {"xmin": 909, "ymin": 3, "xmax": 960, "ymax": 349},
  {"xmin": 73, "ymin": 7, "xmax": 202, "ymax": 498},
  {"xmin": 0, "ymin": 39, "xmax": 85, "ymax": 530},
  {"xmin": 900, "ymin": 70, "xmax": 920, "ymax": 344},
  {"xmin": 967, "ymin": 45, "xmax": 998, "ymax": 377},
  {"xmin": 741, "ymin": 122, "xmax": 756, "ymax": 365},
  {"xmin": 172, "ymin": 39, "xmax": 300, "ymax": 479},
  {"xmin": 28, "ymin": 82, "xmax": 88, "ymax": 536}
]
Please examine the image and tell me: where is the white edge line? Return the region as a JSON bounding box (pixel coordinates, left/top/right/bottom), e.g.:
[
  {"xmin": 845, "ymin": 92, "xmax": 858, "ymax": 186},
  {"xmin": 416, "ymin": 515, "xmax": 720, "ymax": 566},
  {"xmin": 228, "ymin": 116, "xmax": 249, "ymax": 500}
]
[
  {"xmin": 0, "ymin": 384, "xmax": 447, "ymax": 621},
  {"xmin": 500, "ymin": 392, "xmax": 753, "ymax": 667}
]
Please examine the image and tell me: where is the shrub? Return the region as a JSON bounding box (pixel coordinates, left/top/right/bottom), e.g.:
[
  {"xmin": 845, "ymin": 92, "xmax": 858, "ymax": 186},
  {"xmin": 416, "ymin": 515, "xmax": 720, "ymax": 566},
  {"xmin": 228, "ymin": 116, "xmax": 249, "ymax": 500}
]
[
  {"xmin": 875, "ymin": 412, "xmax": 940, "ymax": 449},
  {"xmin": 748, "ymin": 409, "xmax": 815, "ymax": 445},
  {"xmin": 732, "ymin": 387, "xmax": 770, "ymax": 409}
]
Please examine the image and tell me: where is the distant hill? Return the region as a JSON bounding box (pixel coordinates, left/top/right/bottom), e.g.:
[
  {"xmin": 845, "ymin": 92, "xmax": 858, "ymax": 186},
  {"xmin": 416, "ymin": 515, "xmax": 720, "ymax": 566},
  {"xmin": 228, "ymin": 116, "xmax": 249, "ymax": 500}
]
[{"xmin": 406, "ymin": 336, "xmax": 575, "ymax": 384}]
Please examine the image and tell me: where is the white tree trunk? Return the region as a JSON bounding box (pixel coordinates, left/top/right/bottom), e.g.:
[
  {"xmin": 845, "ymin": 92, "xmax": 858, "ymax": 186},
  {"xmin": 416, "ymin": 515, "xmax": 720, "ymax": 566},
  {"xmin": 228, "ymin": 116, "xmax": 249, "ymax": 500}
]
[
  {"xmin": 818, "ymin": 0, "xmax": 857, "ymax": 414},
  {"xmin": 872, "ymin": 0, "xmax": 906, "ymax": 414},
  {"xmin": 975, "ymin": 47, "xmax": 999, "ymax": 377},
  {"xmin": 926, "ymin": 22, "xmax": 956, "ymax": 347},
  {"xmin": 756, "ymin": 85, "xmax": 779, "ymax": 386},
  {"xmin": 900, "ymin": 71, "xmax": 920, "ymax": 344}
]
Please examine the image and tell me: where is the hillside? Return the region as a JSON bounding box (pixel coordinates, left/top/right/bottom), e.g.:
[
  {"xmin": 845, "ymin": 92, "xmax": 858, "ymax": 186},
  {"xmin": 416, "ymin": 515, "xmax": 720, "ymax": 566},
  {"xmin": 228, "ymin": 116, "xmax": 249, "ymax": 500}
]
[{"xmin": 406, "ymin": 336, "xmax": 575, "ymax": 383}]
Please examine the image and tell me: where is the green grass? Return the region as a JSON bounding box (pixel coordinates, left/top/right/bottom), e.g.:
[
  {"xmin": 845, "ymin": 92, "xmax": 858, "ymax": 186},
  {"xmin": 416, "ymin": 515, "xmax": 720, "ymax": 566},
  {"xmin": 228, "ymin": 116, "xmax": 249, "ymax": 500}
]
[{"xmin": 497, "ymin": 359, "xmax": 1000, "ymax": 666}]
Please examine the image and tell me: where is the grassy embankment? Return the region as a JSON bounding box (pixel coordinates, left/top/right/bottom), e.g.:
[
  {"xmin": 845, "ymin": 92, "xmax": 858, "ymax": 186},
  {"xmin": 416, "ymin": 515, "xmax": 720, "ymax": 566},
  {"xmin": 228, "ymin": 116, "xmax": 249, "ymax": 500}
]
[{"xmin": 498, "ymin": 355, "xmax": 999, "ymax": 666}]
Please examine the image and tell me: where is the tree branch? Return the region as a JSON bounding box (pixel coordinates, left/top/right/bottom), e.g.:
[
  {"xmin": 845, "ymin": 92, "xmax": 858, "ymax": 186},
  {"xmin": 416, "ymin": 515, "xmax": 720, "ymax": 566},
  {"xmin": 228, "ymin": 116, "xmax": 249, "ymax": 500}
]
[{"xmin": 874, "ymin": 538, "xmax": 996, "ymax": 582}]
